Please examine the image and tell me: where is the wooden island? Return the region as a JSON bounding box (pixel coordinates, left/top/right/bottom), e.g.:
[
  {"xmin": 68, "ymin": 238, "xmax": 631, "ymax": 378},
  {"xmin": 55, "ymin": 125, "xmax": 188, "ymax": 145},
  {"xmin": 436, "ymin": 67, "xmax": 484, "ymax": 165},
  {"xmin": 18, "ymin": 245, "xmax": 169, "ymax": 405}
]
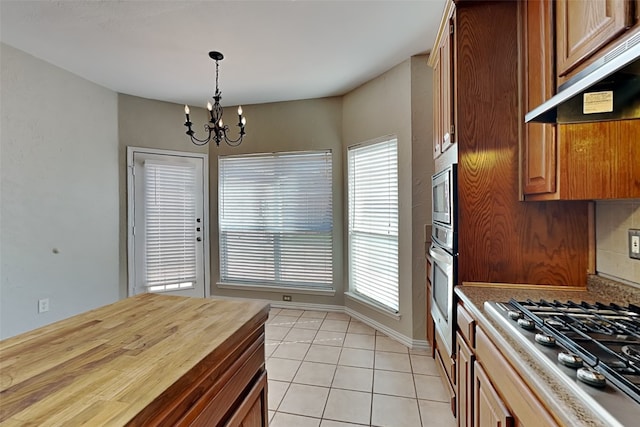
[{"xmin": 0, "ymin": 293, "xmax": 270, "ymax": 426}]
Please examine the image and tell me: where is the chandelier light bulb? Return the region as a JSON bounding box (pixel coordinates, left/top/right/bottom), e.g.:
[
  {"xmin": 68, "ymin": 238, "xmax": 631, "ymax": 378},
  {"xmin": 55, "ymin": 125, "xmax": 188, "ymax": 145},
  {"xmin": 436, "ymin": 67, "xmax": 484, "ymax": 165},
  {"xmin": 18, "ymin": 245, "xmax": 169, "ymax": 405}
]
[
  {"xmin": 207, "ymin": 102, "xmax": 213, "ymax": 111},
  {"xmin": 241, "ymin": 117, "xmax": 247, "ymax": 126},
  {"xmin": 184, "ymin": 105, "xmax": 190, "ymax": 114},
  {"xmin": 238, "ymin": 106, "xmax": 243, "ymax": 115},
  {"xmin": 219, "ymin": 119, "xmax": 224, "ymax": 127}
]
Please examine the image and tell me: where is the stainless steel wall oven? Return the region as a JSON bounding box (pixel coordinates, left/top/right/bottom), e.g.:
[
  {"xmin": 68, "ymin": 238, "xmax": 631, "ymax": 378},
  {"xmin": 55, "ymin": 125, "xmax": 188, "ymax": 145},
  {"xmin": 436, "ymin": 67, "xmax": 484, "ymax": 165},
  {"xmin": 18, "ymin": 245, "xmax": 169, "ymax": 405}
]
[{"xmin": 430, "ymin": 164, "xmax": 457, "ymax": 357}]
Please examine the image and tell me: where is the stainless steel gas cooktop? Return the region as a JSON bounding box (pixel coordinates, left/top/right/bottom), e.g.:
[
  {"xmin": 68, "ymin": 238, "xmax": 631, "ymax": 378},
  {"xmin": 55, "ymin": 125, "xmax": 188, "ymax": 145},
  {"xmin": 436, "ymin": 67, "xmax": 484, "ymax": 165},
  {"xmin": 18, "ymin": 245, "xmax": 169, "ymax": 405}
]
[{"xmin": 485, "ymin": 299, "xmax": 640, "ymax": 427}]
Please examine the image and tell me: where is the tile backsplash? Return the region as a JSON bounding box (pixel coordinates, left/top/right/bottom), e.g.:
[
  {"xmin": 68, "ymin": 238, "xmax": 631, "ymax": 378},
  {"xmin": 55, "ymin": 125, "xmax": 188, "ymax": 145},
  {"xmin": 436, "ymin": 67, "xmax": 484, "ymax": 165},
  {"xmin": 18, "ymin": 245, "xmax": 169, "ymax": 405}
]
[{"xmin": 595, "ymin": 200, "xmax": 640, "ymax": 285}]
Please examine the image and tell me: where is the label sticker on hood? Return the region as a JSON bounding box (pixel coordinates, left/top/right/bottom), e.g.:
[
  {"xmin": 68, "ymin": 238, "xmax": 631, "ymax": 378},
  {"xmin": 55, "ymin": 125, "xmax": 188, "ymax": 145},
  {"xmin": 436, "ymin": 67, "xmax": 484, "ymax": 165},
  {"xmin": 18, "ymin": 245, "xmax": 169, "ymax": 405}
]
[{"xmin": 583, "ymin": 91, "xmax": 613, "ymax": 114}]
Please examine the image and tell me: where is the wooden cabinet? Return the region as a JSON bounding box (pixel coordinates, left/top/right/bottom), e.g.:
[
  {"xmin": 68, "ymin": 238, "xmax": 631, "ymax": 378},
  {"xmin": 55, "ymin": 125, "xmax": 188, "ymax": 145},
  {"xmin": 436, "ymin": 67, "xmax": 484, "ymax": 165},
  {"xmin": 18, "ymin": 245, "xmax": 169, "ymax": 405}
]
[
  {"xmin": 520, "ymin": 0, "xmax": 557, "ymax": 196},
  {"xmin": 456, "ymin": 304, "xmax": 559, "ymax": 427},
  {"xmin": 473, "ymin": 362, "xmax": 514, "ymax": 427},
  {"xmin": 431, "ymin": 1, "xmax": 456, "ymax": 160},
  {"xmin": 556, "ymin": 0, "xmax": 633, "ymax": 78},
  {"xmin": 519, "ymin": 0, "xmax": 640, "ymax": 200}
]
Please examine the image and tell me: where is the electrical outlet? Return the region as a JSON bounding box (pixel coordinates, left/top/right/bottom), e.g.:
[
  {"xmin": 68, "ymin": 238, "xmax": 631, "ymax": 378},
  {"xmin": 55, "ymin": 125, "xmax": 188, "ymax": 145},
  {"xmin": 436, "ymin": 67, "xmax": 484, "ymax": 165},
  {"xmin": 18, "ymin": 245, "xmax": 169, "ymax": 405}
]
[
  {"xmin": 282, "ymin": 295, "xmax": 292, "ymax": 302},
  {"xmin": 630, "ymin": 229, "xmax": 640, "ymax": 260},
  {"xmin": 38, "ymin": 298, "xmax": 50, "ymax": 313}
]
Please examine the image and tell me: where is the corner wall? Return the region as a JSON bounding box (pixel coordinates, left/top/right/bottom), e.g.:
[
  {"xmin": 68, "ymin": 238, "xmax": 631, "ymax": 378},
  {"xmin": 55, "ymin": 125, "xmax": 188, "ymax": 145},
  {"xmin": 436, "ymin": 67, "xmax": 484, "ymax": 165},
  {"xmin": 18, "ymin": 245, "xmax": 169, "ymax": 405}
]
[
  {"xmin": 0, "ymin": 44, "xmax": 119, "ymax": 338},
  {"xmin": 596, "ymin": 200, "xmax": 640, "ymax": 285},
  {"xmin": 342, "ymin": 57, "xmax": 432, "ymax": 341}
]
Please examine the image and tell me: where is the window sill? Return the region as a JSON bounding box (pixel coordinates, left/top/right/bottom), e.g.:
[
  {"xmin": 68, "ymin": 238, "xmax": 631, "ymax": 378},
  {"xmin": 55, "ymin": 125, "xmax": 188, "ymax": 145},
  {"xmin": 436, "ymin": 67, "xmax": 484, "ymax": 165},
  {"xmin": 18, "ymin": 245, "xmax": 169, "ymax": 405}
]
[
  {"xmin": 216, "ymin": 282, "xmax": 336, "ymax": 297},
  {"xmin": 344, "ymin": 291, "xmax": 401, "ymax": 321}
]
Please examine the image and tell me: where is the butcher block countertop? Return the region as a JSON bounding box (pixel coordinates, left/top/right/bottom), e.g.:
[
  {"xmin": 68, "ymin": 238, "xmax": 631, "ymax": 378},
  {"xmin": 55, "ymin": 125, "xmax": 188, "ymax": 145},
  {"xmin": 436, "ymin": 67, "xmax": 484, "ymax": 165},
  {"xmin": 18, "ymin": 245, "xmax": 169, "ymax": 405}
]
[{"xmin": 0, "ymin": 294, "xmax": 270, "ymax": 426}]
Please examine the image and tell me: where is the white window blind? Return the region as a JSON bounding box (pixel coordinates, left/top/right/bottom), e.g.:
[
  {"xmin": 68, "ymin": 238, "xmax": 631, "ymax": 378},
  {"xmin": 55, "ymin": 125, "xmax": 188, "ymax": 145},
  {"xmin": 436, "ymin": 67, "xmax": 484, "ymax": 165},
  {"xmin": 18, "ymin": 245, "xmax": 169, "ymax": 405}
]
[
  {"xmin": 144, "ymin": 161, "xmax": 197, "ymax": 291},
  {"xmin": 219, "ymin": 151, "xmax": 333, "ymax": 288},
  {"xmin": 348, "ymin": 138, "xmax": 399, "ymax": 312}
]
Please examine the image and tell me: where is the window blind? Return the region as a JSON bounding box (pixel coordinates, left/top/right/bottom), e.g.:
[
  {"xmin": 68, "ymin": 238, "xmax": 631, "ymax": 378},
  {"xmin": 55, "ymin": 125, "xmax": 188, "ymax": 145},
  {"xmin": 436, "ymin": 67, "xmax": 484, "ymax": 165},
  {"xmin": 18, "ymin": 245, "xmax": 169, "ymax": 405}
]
[
  {"xmin": 348, "ymin": 138, "xmax": 399, "ymax": 312},
  {"xmin": 219, "ymin": 151, "xmax": 333, "ymax": 288},
  {"xmin": 144, "ymin": 161, "xmax": 197, "ymax": 291}
]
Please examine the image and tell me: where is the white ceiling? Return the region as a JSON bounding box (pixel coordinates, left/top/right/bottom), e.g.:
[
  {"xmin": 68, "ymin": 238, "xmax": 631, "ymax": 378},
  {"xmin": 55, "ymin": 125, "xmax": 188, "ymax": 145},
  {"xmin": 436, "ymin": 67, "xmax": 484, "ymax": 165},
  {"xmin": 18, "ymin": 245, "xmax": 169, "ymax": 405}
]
[{"xmin": 0, "ymin": 0, "xmax": 445, "ymax": 108}]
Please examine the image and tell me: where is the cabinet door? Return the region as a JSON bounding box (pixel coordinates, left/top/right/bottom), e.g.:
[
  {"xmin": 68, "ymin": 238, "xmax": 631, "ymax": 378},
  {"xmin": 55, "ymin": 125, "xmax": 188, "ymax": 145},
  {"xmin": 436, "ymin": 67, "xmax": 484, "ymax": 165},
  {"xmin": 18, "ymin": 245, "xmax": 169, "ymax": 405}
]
[
  {"xmin": 474, "ymin": 361, "xmax": 514, "ymax": 427},
  {"xmin": 556, "ymin": 0, "xmax": 632, "ymax": 76},
  {"xmin": 457, "ymin": 332, "xmax": 474, "ymax": 427},
  {"xmin": 433, "ymin": 49, "xmax": 443, "ymax": 159},
  {"xmin": 440, "ymin": 14, "xmax": 456, "ymax": 154},
  {"xmin": 521, "ymin": 0, "xmax": 557, "ymax": 196}
]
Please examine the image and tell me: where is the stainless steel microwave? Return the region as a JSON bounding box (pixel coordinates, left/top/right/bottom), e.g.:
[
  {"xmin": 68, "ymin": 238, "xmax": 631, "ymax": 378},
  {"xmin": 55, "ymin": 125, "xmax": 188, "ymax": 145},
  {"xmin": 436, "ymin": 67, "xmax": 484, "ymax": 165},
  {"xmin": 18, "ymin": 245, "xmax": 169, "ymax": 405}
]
[{"xmin": 431, "ymin": 164, "xmax": 456, "ymax": 228}]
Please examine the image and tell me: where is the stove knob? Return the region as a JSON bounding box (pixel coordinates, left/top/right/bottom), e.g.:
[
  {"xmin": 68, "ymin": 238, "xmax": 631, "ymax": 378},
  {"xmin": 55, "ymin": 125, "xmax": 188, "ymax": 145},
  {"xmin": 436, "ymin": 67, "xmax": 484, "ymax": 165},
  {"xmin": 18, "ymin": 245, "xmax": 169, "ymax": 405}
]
[
  {"xmin": 534, "ymin": 333, "xmax": 556, "ymax": 347},
  {"xmin": 517, "ymin": 317, "xmax": 535, "ymax": 330},
  {"xmin": 558, "ymin": 352, "xmax": 584, "ymax": 368},
  {"xmin": 577, "ymin": 368, "xmax": 606, "ymax": 388},
  {"xmin": 508, "ymin": 310, "xmax": 522, "ymax": 320}
]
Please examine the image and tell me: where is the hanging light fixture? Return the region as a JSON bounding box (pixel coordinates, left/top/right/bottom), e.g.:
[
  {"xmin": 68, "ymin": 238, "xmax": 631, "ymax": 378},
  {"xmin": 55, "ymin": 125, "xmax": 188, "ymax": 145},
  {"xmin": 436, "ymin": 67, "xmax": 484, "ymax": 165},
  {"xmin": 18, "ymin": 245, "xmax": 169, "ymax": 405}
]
[{"xmin": 184, "ymin": 51, "xmax": 246, "ymax": 146}]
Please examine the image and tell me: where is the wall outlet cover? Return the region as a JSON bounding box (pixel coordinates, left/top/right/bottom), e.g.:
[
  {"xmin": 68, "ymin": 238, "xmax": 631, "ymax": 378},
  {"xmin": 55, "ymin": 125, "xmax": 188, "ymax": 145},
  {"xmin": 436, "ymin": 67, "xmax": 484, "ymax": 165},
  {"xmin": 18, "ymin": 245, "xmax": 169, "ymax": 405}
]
[{"xmin": 629, "ymin": 229, "xmax": 640, "ymax": 260}]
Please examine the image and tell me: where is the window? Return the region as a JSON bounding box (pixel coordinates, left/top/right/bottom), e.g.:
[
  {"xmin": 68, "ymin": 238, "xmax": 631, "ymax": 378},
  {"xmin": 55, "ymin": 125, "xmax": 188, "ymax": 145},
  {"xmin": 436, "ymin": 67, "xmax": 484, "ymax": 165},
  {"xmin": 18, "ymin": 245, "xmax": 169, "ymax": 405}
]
[
  {"xmin": 348, "ymin": 138, "xmax": 399, "ymax": 312},
  {"xmin": 219, "ymin": 151, "xmax": 333, "ymax": 288}
]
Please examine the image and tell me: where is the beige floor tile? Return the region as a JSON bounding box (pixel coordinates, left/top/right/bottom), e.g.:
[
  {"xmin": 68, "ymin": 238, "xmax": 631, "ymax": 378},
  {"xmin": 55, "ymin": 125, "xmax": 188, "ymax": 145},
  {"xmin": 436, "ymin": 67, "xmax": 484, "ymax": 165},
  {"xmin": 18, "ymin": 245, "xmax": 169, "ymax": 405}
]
[
  {"xmin": 279, "ymin": 309, "xmax": 305, "ymax": 317},
  {"xmin": 375, "ymin": 336, "xmax": 409, "ymax": 353},
  {"xmin": 332, "ymin": 365, "xmax": 373, "ymax": 392},
  {"xmin": 293, "ymin": 361, "xmax": 337, "ymax": 387},
  {"xmin": 325, "ymin": 312, "xmax": 352, "ymax": 321},
  {"xmin": 272, "ymin": 342, "xmax": 311, "ymax": 360},
  {"xmin": 270, "ymin": 412, "xmax": 321, "ymax": 427},
  {"xmin": 304, "ymin": 344, "xmax": 342, "ymax": 364},
  {"xmin": 343, "ymin": 333, "xmax": 375, "ymax": 350},
  {"xmin": 323, "ymin": 388, "xmax": 372, "ymax": 425},
  {"xmin": 414, "ymin": 374, "xmax": 449, "ymax": 402},
  {"xmin": 269, "ymin": 410, "xmax": 276, "ymax": 423},
  {"xmin": 269, "ymin": 307, "xmax": 282, "ymax": 317},
  {"xmin": 301, "ymin": 310, "xmax": 328, "ymax": 319},
  {"xmin": 374, "ymin": 351, "xmax": 412, "ymax": 372},
  {"xmin": 347, "ymin": 321, "xmax": 376, "ymax": 335},
  {"xmin": 268, "ymin": 380, "xmax": 290, "ymax": 411},
  {"xmin": 418, "ymin": 399, "xmax": 456, "ymax": 427},
  {"xmin": 266, "ymin": 325, "xmax": 291, "ymax": 341},
  {"xmin": 278, "ymin": 383, "xmax": 330, "ymax": 418},
  {"xmin": 320, "ymin": 319, "xmax": 350, "ymax": 333},
  {"xmin": 338, "ymin": 348, "xmax": 374, "ymax": 369},
  {"xmin": 265, "ymin": 341, "xmax": 279, "ymax": 358},
  {"xmin": 266, "ymin": 357, "xmax": 301, "ymax": 382},
  {"xmin": 271, "ymin": 315, "xmax": 301, "ymax": 327},
  {"xmin": 410, "ymin": 354, "xmax": 439, "ymax": 376},
  {"xmin": 409, "ymin": 347, "xmax": 431, "ymax": 355},
  {"xmin": 373, "ymin": 370, "xmax": 416, "ymax": 398},
  {"xmin": 319, "ymin": 420, "xmax": 364, "ymax": 427},
  {"xmin": 295, "ymin": 318, "xmax": 324, "ymax": 330},
  {"xmin": 371, "ymin": 394, "xmax": 421, "ymax": 427},
  {"xmin": 284, "ymin": 327, "xmax": 318, "ymax": 343},
  {"xmin": 314, "ymin": 330, "xmax": 346, "ymax": 347}
]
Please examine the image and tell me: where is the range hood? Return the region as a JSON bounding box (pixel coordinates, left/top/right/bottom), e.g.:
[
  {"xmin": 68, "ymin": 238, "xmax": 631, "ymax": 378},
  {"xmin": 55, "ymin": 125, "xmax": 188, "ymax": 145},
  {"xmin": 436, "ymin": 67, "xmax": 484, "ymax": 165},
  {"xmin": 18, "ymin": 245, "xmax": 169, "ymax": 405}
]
[{"xmin": 525, "ymin": 34, "xmax": 640, "ymax": 124}]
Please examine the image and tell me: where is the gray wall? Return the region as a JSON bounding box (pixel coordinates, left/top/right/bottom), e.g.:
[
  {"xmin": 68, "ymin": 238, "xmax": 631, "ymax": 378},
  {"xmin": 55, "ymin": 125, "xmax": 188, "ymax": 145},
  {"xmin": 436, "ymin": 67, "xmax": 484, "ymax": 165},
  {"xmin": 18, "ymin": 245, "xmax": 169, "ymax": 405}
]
[
  {"xmin": 0, "ymin": 44, "xmax": 119, "ymax": 339},
  {"xmin": 596, "ymin": 200, "xmax": 640, "ymax": 285}
]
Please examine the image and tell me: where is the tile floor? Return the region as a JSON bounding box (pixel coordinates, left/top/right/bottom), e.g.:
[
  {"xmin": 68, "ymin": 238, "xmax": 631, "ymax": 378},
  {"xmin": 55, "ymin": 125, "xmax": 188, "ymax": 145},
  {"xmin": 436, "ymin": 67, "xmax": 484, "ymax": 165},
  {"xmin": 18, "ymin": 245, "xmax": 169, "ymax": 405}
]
[{"xmin": 265, "ymin": 307, "xmax": 456, "ymax": 427}]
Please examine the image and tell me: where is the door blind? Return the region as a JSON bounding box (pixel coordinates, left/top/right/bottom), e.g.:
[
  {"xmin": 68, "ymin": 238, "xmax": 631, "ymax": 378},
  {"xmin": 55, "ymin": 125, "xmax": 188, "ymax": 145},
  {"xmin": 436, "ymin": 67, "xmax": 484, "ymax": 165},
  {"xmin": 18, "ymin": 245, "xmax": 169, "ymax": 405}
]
[
  {"xmin": 219, "ymin": 151, "xmax": 333, "ymax": 288},
  {"xmin": 144, "ymin": 160, "xmax": 197, "ymax": 291},
  {"xmin": 348, "ymin": 138, "xmax": 399, "ymax": 312}
]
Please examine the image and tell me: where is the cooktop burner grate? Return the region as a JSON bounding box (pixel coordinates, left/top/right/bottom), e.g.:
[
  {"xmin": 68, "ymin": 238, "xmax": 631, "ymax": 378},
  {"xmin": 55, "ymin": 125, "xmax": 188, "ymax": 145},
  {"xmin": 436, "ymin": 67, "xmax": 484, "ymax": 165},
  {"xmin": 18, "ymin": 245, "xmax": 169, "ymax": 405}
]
[{"xmin": 508, "ymin": 298, "xmax": 640, "ymax": 404}]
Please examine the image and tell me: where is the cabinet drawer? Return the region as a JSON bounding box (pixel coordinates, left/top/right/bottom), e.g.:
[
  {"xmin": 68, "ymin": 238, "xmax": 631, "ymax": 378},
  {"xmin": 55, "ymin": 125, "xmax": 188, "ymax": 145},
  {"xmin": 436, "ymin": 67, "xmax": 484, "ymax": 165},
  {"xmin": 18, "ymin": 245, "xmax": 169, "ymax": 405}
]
[{"xmin": 457, "ymin": 304, "xmax": 475, "ymax": 348}]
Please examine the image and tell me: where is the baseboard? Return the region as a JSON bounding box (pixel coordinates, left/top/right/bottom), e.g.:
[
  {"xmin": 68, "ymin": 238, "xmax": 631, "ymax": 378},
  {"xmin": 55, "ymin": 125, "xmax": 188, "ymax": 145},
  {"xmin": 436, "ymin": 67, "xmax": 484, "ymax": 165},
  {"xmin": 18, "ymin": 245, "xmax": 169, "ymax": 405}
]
[{"xmin": 213, "ymin": 294, "xmax": 430, "ymax": 350}]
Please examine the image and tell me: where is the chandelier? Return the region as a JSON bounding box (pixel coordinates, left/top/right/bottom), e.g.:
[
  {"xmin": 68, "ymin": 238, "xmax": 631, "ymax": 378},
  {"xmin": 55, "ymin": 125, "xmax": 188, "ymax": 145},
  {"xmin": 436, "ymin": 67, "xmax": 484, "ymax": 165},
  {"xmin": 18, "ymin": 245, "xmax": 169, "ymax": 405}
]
[{"xmin": 184, "ymin": 51, "xmax": 246, "ymax": 146}]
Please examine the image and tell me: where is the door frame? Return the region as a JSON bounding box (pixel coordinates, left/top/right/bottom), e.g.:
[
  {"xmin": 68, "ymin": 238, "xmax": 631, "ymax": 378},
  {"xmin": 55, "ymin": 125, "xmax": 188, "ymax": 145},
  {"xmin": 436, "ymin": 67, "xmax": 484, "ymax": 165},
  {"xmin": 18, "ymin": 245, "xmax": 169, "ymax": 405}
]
[{"xmin": 126, "ymin": 146, "xmax": 210, "ymax": 297}]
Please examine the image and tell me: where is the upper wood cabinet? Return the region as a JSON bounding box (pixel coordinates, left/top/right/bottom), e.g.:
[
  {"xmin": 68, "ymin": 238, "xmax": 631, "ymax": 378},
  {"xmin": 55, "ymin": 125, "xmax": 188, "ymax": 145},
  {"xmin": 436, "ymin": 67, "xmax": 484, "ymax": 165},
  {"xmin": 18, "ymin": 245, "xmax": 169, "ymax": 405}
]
[
  {"xmin": 556, "ymin": 0, "xmax": 633, "ymax": 77},
  {"xmin": 431, "ymin": 1, "xmax": 456, "ymax": 160},
  {"xmin": 520, "ymin": 0, "xmax": 640, "ymax": 200},
  {"xmin": 521, "ymin": 0, "xmax": 557, "ymax": 196}
]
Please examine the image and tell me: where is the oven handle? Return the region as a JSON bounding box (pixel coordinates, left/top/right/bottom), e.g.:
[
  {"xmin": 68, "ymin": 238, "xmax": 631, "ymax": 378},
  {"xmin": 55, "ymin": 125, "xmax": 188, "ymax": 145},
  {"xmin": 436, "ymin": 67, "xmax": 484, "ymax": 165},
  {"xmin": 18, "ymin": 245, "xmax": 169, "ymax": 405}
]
[{"xmin": 429, "ymin": 244, "xmax": 453, "ymax": 265}]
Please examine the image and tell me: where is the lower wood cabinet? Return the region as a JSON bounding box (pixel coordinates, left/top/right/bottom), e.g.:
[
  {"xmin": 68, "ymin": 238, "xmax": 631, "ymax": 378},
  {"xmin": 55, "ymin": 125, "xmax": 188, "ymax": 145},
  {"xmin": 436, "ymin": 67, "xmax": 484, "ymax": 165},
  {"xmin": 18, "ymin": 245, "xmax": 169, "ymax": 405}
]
[
  {"xmin": 456, "ymin": 303, "xmax": 559, "ymax": 427},
  {"xmin": 473, "ymin": 362, "xmax": 513, "ymax": 427}
]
